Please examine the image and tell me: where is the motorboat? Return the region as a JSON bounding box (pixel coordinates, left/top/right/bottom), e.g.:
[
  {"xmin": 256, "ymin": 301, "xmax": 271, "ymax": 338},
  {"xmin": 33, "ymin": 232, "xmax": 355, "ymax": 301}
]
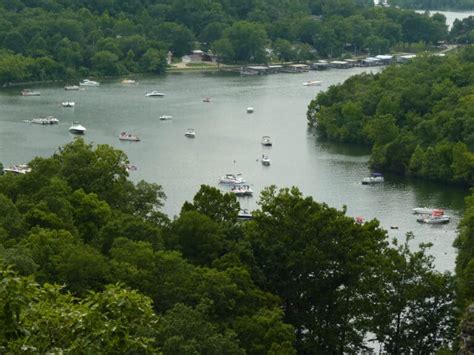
[
  {"xmin": 237, "ymin": 209, "xmax": 253, "ymax": 221},
  {"xmin": 417, "ymin": 209, "xmax": 450, "ymax": 224},
  {"xmin": 146, "ymin": 91, "xmax": 165, "ymax": 97},
  {"xmin": 362, "ymin": 173, "xmax": 384, "ymax": 185},
  {"xmin": 79, "ymin": 79, "xmax": 100, "ymax": 86},
  {"xmin": 413, "ymin": 207, "xmax": 434, "ymax": 215},
  {"xmin": 61, "ymin": 101, "xmax": 75, "ymax": 108},
  {"xmin": 231, "ymin": 185, "xmax": 253, "ymax": 197},
  {"xmin": 3, "ymin": 164, "xmax": 31, "ymax": 175},
  {"xmin": 203, "ymin": 97, "xmax": 211, "ymax": 102},
  {"xmin": 26, "ymin": 116, "xmax": 59, "ymax": 125},
  {"xmin": 261, "ymin": 136, "xmax": 272, "ymax": 146},
  {"xmin": 69, "ymin": 122, "xmax": 86, "ymax": 134},
  {"xmin": 184, "ymin": 128, "xmax": 196, "ymax": 138},
  {"xmin": 64, "ymin": 85, "xmax": 80, "ymax": 91},
  {"xmin": 121, "ymin": 79, "xmax": 137, "ymax": 84},
  {"xmin": 125, "ymin": 164, "xmax": 138, "ymax": 172},
  {"xmin": 247, "ymin": 107, "xmax": 254, "ymax": 113},
  {"xmin": 302, "ymin": 80, "xmax": 322, "ymax": 86},
  {"xmin": 261, "ymin": 155, "xmax": 271, "ymax": 166},
  {"xmin": 119, "ymin": 132, "xmax": 140, "ymax": 142},
  {"xmin": 20, "ymin": 89, "xmax": 40, "ymax": 96},
  {"xmin": 219, "ymin": 173, "xmax": 246, "ymax": 185},
  {"xmin": 160, "ymin": 115, "xmax": 173, "ymax": 120}
]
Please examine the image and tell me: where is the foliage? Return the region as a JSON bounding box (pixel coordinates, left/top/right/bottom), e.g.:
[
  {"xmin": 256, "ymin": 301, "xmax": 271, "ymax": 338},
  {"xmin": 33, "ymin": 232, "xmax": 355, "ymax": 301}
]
[{"xmin": 308, "ymin": 48, "xmax": 474, "ymax": 185}]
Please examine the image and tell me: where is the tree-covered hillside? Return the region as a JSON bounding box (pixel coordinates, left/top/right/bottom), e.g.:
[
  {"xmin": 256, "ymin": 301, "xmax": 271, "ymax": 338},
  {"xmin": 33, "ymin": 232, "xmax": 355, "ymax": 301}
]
[
  {"xmin": 0, "ymin": 139, "xmax": 456, "ymax": 353},
  {"xmin": 307, "ymin": 46, "xmax": 474, "ymax": 186},
  {"xmin": 389, "ymin": 0, "xmax": 474, "ymax": 10},
  {"xmin": 0, "ymin": 0, "xmax": 448, "ymax": 84}
]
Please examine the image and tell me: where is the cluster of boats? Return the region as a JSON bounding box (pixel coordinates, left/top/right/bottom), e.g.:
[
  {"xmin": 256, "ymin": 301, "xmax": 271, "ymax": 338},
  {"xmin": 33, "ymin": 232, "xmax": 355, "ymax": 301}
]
[{"xmin": 413, "ymin": 208, "xmax": 450, "ymax": 224}]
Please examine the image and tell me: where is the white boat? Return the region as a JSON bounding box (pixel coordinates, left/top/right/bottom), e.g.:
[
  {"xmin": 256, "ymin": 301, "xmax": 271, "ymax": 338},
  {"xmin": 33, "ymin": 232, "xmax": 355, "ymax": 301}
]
[
  {"xmin": 203, "ymin": 97, "xmax": 211, "ymax": 102},
  {"xmin": 261, "ymin": 155, "xmax": 271, "ymax": 166},
  {"xmin": 79, "ymin": 79, "xmax": 100, "ymax": 86},
  {"xmin": 417, "ymin": 209, "xmax": 450, "ymax": 224},
  {"xmin": 3, "ymin": 164, "xmax": 31, "ymax": 175},
  {"xmin": 61, "ymin": 101, "xmax": 75, "ymax": 108},
  {"xmin": 119, "ymin": 132, "xmax": 140, "ymax": 142},
  {"xmin": 302, "ymin": 80, "xmax": 322, "ymax": 86},
  {"xmin": 64, "ymin": 85, "xmax": 80, "ymax": 91},
  {"xmin": 160, "ymin": 115, "xmax": 173, "ymax": 120},
  {"xmin": 219, "ymin": 173, "xmax": 245, "ymax": 185},
  {"xmin": 413, "ymin": 207, "xmax": 434, "ymax": 215},
  {"xmin": 261, "ymin": 136, "xmax": 272, "ymax": 146},
  {"xmin": 237, "ymin": 209, "xmax": 253, "ymax": 221},
  {"xmin": 69, "ymin": 122, "xmax": 86, "ymax": 134},
  {"xmin": 20, "ymin": 89, "xmax": 40, "ymax": 96},
  {"xmin": 27, "ymin": 116, "xmax": 59, "ymax": 125},
  {"xmin": 362, "ymin": 173, "xmax": 384, "ymax": 185},
  {"xmin": 184, "ymin": 128, "xmax": 196, "ymax": 138},
  {"xmin": 146, "ymin": 91, "xmax": 165, "ymax": 97},
  {"xmin": 247, "ymin": 107, "xmax": 254, "ymax": 113},
  {"xmin": 231, "ymin": 184, "xmax": 253, "ymax": 197},
  {"xmin": 121, "ymin": 79, "xmax": 137, "ymax": 84}
]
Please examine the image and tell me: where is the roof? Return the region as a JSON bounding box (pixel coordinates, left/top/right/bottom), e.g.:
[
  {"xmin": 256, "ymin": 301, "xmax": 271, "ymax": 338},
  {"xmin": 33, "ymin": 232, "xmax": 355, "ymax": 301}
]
[
  {"xmin": 330, "ymin": 61, "xmax": 348, "ymax": 65},
  {"xmin": 247, "ymin": 66, "xmax": 269, "ymax": 70},
  {"xmin": 375, "ymin": 55, "xmax": 393, "ymax": 60},
  {"xmin": 289, "ymin": 64, "xmax": 309, "ymax": 68}
]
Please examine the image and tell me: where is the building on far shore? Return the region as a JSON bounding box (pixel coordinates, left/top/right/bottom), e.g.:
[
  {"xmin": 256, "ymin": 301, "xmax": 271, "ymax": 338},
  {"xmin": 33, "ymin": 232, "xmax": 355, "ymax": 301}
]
[{"xmin": 181, "ymin": 50, "xmax": 218, "ymax": 64}]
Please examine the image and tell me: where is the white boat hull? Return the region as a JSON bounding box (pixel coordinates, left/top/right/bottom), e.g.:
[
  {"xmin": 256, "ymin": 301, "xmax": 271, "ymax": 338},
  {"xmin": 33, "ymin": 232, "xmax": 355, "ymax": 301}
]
[
  {"xmin": 413, "ymin": 207, "xmax": 434, "ymax": 215},
  {"xmin": 417, "ymin": 216, "xmax": 450, "ymax": 224}
]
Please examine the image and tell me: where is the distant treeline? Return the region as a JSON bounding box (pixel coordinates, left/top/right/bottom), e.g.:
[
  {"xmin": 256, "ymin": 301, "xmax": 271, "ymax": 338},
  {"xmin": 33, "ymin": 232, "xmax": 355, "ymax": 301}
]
[
  {"xmin": 389, "ymin": 0, "xmax": 474, "ymax": 10},
  {"xmin": 0, "ymin": 0, "xmax": 448, "ymax": 84},
  {"xmin": 307, "ymin": 46, "xmax": 474, "ymax": 186}
]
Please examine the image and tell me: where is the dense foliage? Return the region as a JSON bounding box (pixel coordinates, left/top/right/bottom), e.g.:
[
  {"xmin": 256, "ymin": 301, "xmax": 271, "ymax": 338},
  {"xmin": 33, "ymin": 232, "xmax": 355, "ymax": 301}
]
[
  {"xmin": 0, "ymin": 139, "xmax": 456, "ymax": 353},
  {"xmin": 389, "ymin": 0, "xmax": 474, "ymax": 10},
  {"xmin": 451, "ymin": 16, "xmax": 474, "ymax": 43},
  {"xmin": 0, "ymin": 0, "xmax": 449, "ymax": 84},
  {"xmin": 308, "ymin": 46, "xmax": 474, "ymax": 186}
]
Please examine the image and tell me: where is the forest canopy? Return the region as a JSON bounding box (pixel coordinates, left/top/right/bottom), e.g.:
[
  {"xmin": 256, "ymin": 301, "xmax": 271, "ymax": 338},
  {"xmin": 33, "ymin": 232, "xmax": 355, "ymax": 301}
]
[
  {"xmin": 0, "ymin": 0, "xmax": 449, "ymax": 84},
  {"xmin": 307, "ymin": 46, "xmax": 474, "ymax": 186},
  {"xmin": 0, "ymin": 139, "xmax": 456, "ymax": 353}
]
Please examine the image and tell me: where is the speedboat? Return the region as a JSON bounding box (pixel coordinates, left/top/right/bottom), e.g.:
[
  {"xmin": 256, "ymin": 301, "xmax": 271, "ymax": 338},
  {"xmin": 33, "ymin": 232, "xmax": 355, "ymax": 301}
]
[
  {"xmin": 64, "ymin": 85, "xmax": 80, "ymax": 91},
  {"xmin": 261, "ymin": 155, "xmax": 271, "ymax": 166},
  {"xmin": 69, "ymin": 122, "xmax": 86, "ymax": 134},
  {"xmin": 146, "ymin": 91, "xmax": 165, "ymax": 97},
  {"xmin": 79, "ymin": 79, "xmax": 100, "ymax": 86},
  {"xmin": 160, "ymin": 115, "xmax": 173, "ymax": 120},
  {"xmin": 247, "ymin": 107, "xmax": 254, "ymax": 113},
  {"xmin": 261, "ymin": 136, "xmax": 272, "ymax": 146},
  {"xmin": 417, "ymin": 209, "xmax": 450, "ymax": 224},
  {"xmin": 20, "ymin": 89, "xmax": 40, "ymax": 96},
  {"xmin": 61, "ymin": 101, "xmax": 75, "ymax": 108},
  {"xmin": 231, "ymin": 185, "xmax": 253, "ymax": 197},
  {"xmin": 119, "ymin": 132, "xmax": 140, "ymax": 142},
  {"xmin": 413, "ymin": 207, "xmax": 434, "ymax": 215},
  {"xmin": 121, "ymin": 79, "xmax": 137, "ymax": 84},
  {"xmin": 302, "ymin": 80, "xmax": 322, "ymax": 86},
  {"xmin": 237, "ymin": 209, "xmax": 253, "ymax": 221},
  {"xmin": 203, "ymin": 97, "xmax": 211, "ymax": 102},
  {"xmin": 28, "ymin": 116, "xmax": 59, "ymax": 125},
  {"xmin": 3, "ymin": 164, "xmax": 31, "ymax": 175},
  {"xmin": 362, "ymin": 173, "xmax": 384, "ymax": 185},
  {"xmin": 184, "ymin": 128, "xmax": 195, "ymax": 138},
  {"xmin": 219, "ymin": 173, "xmax": 246, "ymax": 185}
]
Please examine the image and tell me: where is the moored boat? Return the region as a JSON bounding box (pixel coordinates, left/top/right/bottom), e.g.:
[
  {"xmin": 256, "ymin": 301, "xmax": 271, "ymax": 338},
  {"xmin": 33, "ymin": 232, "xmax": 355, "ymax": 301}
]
[
  {"xmin": 79, "ymin": 79, "xmax": 100, "ymax": 86},
  {"xmin": 146, "ymin": 91, "xmax": 165, "ymax": 97},
  {"xmin": 261, "ymin": 155, "xmax": 271, "ymax": 166},
  {"xmin": 119, "ymin": 132, "xmax": 140, "ymax": 142},
  {"xmin": 121, "ymin": 79, "xmax": 137, "ymax": 84},
  {"xmin": 362, "ymin": 173, "xmax": 384, "ymax": 185},
  {"xmin": 184, "ymin": 128, "xmax": 196, "ymax": 138},
  {"xmin": 417, "ymin": 209, "xmax": 450, "ymax": 224},
  {"xmin": 203, "ymin": 97, "xmax": 211, "ymax": 102},
  {"xmin": 28, "ymin": 116, "xmax": 59, "ymax": 125},
  {"xmin": 261, "ymin": 136, "xmax": 272, "ymax": 146},
  {"xmin": 61, "ymin": 101, "xmax": 75, "ymax": 108},
  {"xmin": 302, "ymin": 80, "xmax": 322, "ymax": 86},
  {"xmin": 3, "ymin": 164, "xmax": 31, "ymax": 175},
  {"xmin": 231, "ymin": 184, "xmax": 253, "ymax": 197},
  {"xmin": 219, "ymin": 173, "xmax": 246, "ymax": 185},
  {"xmin": 247, "ymin": 107, "xmax": 254, "ymax": 113},
  {"xmin": 64, "ymin": 85, "xmax": 80, "ymax": 91},
  {"xmin": 413, "ymin": 207, "xmax": 434, "ymax": 215},
  {"xmin": 69, "ymin": 122, "xmax": 86, "ymax": 134},
  {"xmin": 237, "ymin": 209, "xmax": 253, "ymax": 221},
  {"xmin": 20, "ymin": 89, "xmax": 40, "ymax": 96},
  {"xmin": 160, "ymin": 115, "xmax": 173, "ymax": 120}
]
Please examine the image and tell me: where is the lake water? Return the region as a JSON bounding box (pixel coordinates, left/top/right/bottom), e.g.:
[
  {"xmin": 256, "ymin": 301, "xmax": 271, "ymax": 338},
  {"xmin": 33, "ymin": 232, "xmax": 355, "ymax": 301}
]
[{"xmin": 0, "ymin": 68, "xmax": 468, "ymax": 271}]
